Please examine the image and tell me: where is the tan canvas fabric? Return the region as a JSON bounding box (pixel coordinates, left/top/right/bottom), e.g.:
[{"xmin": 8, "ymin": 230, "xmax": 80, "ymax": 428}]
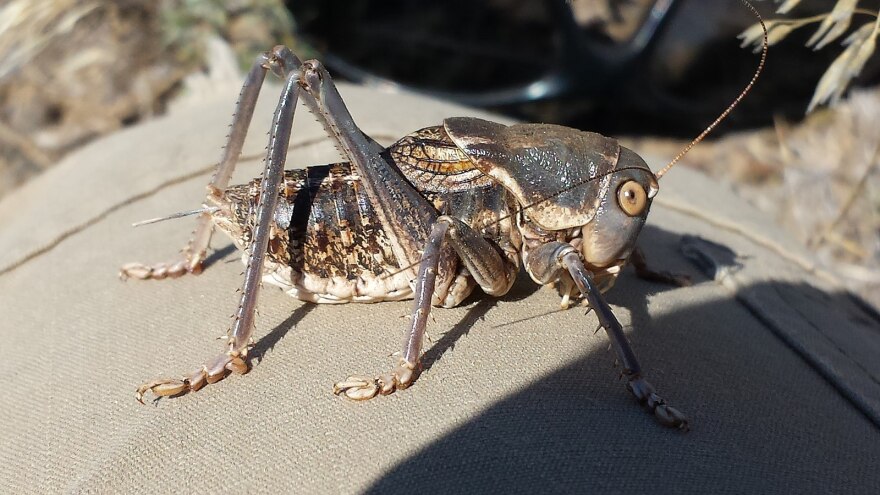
[{"xmin": 1, "ymin": 83, "xmax": 878, "ymax": 494}]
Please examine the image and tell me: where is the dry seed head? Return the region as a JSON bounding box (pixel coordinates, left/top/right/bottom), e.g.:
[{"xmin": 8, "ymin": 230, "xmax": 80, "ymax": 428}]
[
  {"xmin": 739, "ymin": 20, "xmax": 795, "ymax": 53},
  {"xmin": 806, "ymin": 0, "xmax": 858, "ymax": 50},
  {"xmin": 745, "ymin": 0, "xmax": 880, "ymax": 115},
  {"xmin": 807, "ymin": 22, "xmax": 879, "ymax": 112},
  {"xmin": 775, "ymin": 0, "xmax": 803, "ymax": 15},
  {"xmin": 768, "ymin": 23, "xmax": 797, "ymax": 47}
]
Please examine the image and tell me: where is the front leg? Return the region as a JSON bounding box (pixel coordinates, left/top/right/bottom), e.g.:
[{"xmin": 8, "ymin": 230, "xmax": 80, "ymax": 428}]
[{"xmin": 561, "ymin": 250, "xmax": 688, "ymax": 430}]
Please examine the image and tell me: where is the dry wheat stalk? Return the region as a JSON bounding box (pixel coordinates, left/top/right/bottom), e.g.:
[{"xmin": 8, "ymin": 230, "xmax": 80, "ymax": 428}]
[{"xmin": 739, "ymin": 0, "xmax": 879, "ymax": 113}]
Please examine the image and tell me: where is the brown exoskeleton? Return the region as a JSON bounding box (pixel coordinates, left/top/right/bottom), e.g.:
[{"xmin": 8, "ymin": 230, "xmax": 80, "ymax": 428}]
[{"xmin": 123, "ymin": 2, "xmax": 767, "ymax": 430}]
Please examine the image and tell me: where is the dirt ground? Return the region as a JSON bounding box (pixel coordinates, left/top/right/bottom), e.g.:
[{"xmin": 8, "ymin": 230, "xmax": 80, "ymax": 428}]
[{"xmin": 1, "ymin": 0, "xmax": 877, "ymax": 308}]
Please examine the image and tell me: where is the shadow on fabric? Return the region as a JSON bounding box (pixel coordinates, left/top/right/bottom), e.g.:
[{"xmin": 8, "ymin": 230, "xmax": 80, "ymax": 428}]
[{"xmin": 364, "ymin": 226, "xmax": 880, "ymax": 494}]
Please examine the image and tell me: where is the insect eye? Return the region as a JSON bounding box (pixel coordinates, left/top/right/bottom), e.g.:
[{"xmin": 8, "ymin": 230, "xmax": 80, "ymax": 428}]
[{"xmin": 617, "ymin": 180, "xmax": 647, "ymax": 217}]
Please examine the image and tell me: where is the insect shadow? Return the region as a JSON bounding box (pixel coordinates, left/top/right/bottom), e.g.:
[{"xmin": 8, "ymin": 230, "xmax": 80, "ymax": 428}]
[
  {"xmin": 249, "ymin": 302, "xmax": 316, "ymax": 365},
  {"xmin": 204, "ymin": 243, "xmax": 238, "ymax": 269},
  {"xmin": 363, "ymin": 244, "xmax": 880, "ymax": 494}
]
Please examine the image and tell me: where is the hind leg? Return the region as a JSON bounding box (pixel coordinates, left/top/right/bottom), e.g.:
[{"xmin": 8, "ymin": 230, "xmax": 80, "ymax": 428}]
[
  {"xmin": 136, "ymin": 49, "xmax": 305, "ymax": 401},
  {"xmin": 120, "ymin": 50, "xmax": 277, "ymax": 281}
]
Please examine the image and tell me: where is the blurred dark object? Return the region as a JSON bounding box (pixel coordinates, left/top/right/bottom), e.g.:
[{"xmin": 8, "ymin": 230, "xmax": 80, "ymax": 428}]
[{"xmin": 287, "ymin": 0, "xmax": 880, "ymax": 137}]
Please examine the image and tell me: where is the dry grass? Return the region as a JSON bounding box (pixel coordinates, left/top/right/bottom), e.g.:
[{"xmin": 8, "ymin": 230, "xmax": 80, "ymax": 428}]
[
  {"xmin": 0, "ymin": 0, "xmax": 295, "ymax": 198},
  {"xmin": 0, "ymin": 1, "xmax": 174, "ymax": 196},
  {"xmin": 740, "ymin": 0, "xmax": 880, "ymax": 111}
]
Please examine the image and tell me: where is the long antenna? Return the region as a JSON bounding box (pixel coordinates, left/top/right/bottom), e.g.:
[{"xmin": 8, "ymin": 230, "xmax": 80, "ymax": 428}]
[{"xmin": 654, "ymin": 0, "xmax": 768, "ymax": 180}]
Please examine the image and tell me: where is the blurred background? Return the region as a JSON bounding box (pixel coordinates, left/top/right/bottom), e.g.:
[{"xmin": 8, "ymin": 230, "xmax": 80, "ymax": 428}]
[{"xmin": 0, "ymin": 0, "xmax": 878, "ymax": 305}]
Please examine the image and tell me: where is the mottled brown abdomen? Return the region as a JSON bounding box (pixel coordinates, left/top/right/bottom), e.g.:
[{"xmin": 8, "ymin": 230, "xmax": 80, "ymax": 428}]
[{"xmin": 220, "ymin": 163, "xmax": 414, "ymax": 303}]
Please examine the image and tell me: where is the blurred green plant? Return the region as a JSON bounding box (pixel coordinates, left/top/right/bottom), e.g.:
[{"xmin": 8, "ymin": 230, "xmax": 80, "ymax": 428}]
[
  {"xmin": 739, "ymin": 0, "xmax": 880, "ymax": 112},
  {"xmin": 160, "ymin": 0, "xmax": 309, "ymax": 70}
]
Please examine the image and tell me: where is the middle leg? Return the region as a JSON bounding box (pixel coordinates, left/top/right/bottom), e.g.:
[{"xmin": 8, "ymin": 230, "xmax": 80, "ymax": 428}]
[{"xmin": 333, "ymin": 216, "xmax": 518, "ymax": 400}]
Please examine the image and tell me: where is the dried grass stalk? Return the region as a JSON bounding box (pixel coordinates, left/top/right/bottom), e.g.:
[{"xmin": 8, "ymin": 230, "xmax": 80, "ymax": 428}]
[
  {"xmin": 807, "ymin": 21, "xmax": 878, "ymax": 112},
  {"xmin": 741, "ymin": 1, "xmax": 880, "ymax": 113},
  {"xmin": 0, "ymin": 0, "xmax": 99, "ymax": 80},
  {"xmin": 806, "ymin": 0, "xmax": 858, "ymax": 50},
  {"xmin": 775, "ymin": 0, "xmax": 803, "ymax": 15},
  {"xmin": 739, "ymin": 20, "xmax": 796, "ymax": 52}
]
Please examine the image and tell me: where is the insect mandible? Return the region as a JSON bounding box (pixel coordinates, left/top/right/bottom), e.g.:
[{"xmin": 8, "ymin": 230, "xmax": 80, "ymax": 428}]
[{"xmin": 123, "ymin": 1, "xmax": 768, "ymax": 430}]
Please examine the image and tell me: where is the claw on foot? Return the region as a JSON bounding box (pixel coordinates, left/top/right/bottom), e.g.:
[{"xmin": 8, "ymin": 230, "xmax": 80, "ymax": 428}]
[
  {"xmin": 333, "ymin": 377, "xmax": 379, "ymax": 400},
  {"xmin": 333, "ymin": 359, "xmax": 417, "ymax": 401},
  {"xmin": 627, "ymin": 376, "xmax": 689, "ymax": 431},
  {"xmin": 136, "ymin": 379, "xmax": 188, "ymax": 404},
  {"xmin": 136, "ymin": 353, "xmax": 249, "ymax": 404}
]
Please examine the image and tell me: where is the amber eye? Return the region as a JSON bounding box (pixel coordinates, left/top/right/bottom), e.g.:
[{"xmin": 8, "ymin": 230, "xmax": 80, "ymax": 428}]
[{"xmin": 617, "ymin": 180, "xmax": 647, "ymax": 217}]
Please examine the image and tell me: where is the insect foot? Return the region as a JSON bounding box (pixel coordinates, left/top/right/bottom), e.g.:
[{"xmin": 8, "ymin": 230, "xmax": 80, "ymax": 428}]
[
  {"xmin": 136, "ymin": 351, "xmax": 249, "ymax": 404},
  {"xmin": 332, "ymin": 359, "xmax": 417, "ymax": 401},
  {"xmin": 119, "ymin": 258, "xmax": 203, "ymax": 281},
  {"xmin": 627, "ymin": 376, "xmax": 689, "ymax": 431}
]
